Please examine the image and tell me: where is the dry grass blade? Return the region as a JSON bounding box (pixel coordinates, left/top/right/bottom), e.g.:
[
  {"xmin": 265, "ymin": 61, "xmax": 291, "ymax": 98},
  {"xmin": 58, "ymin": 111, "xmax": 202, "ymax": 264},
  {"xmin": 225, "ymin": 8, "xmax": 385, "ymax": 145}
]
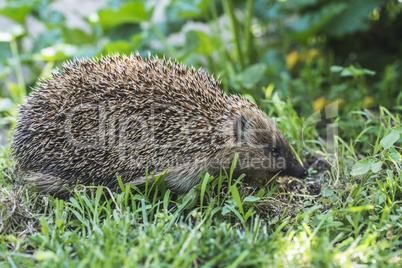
[{"xmin": 0, "ymin": 186, "xmax": 41, "ymax": 237}]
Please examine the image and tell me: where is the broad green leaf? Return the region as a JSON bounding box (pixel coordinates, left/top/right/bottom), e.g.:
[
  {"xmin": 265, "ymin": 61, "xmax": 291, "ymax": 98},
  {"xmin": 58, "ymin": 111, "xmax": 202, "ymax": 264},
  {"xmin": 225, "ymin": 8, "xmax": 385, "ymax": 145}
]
[
  {"xmin": 290, "ymin": 3, "xmax": 346, "ymax": 38},
  {"xmin": 243, "ymin": 196, "xmax": 261, "ymax": 203},
  {"xmin": 240, "ymin": 63, "xmax": 267, "ymax": 89},
  {"xmin": 389, "ymin": 147, "xmax": 401, "ymax": 164},
  {"xmin": 330, "ymin": 65, "xmax": 343, "ymax": 72},
  {"xmin": 39, "ymin": 217, "xmax": 49, "ymax": 237},
  {"xmin": 98, "ymin": 2, "xmax": 150, "ymax": 30},
  {"xmin": 371, "ymin": 161, "xmax": 382, "ymax": 173},
  {"xmin": 0, "ymin": 0, "xmax": 41, "ymax": 23},
  {"xmin": 350, "ymin": 157, "xmax": 376, "ymax": 176},
  {"xmin": 380, "ymin": 130, "xmax": 400, "ymax": 149},
  {"xmin": 104, "ymin": 40, "xmax": 134, "ymax": 55},
  {"xmin": 340, "ymin": 65, "xmax": 375, "ymax": 77},
  {"xmin": 35, "ymin": 251, "xmax": 58, "ymax": 261},
  {"xmin": 185, "ymin": 30, "xmax": 215, "ymax": 56},
  {"xmin": 321, "ymin": 188, "xmax": 334, "ymax": 197},
  {"xmin": 255, "ymin": 189, "xmax": 265, "ymax": 198},
  {"xmin": 178, "ymin": 188, "xmax": 198, "ymax": 211},
  {"xmin": 392, "ymin": 125, "xmax": 402, "ymax": 134},
  {"xmin": 63, "ymin": 28, "xmax": 97, "ymax": 45},
  {"xmin": 330, "ymin": 65, "xmax": 375, "ymax": 77},
  {"xmin": 243, "ymin": 94, "xmax": 256, "ymax": 104},
  {"xmin": 32, "ymin": 29, "xmax": 64, "ymax": 53},
  {"xmin": 35, "ymin": 6, "xmax": 65, "ymax": 26},
  {"xmin": 322, "ymin": 0, "xmax": 383, "ymax": 36},
  {"xmin": 169, "ymin": 0, "xmax": 211, "ymax": 19},
  {"xmin": 8, "ymin": 83, "xmax": 24, "ymax": 103}
]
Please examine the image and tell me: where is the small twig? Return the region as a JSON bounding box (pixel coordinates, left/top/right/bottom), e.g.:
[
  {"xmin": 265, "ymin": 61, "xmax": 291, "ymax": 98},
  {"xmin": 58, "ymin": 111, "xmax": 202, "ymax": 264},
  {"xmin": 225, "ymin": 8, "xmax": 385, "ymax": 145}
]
[
  {"xmin": 263, "ymin": 171, "xmax": 281, "ymax": 188},
  {"xmin": 104, "ymin": 187, "xmax": 122, "ymax": 215}
]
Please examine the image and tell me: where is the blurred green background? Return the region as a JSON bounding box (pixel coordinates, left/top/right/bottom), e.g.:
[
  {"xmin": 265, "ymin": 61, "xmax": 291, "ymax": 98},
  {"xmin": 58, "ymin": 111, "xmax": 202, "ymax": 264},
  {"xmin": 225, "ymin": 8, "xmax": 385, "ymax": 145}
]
[
  {"xmin": 0, "ymin": 0, "xmax": 402, "ymax": 141},
  {"xmin": 1, "ymin": 2, "xmax": 402, "ymax": 265}
]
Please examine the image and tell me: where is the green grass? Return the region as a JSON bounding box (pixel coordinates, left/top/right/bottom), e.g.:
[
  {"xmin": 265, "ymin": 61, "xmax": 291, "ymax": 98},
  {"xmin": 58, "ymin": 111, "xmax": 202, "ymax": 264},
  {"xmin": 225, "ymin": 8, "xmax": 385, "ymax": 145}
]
[
  {"xmin": 1, "ymin": 1, "xmax": 402, "ymax": 266},
  {"xmin": 0, "ymin": 101, "xmax": 401, "ymax": 267}
]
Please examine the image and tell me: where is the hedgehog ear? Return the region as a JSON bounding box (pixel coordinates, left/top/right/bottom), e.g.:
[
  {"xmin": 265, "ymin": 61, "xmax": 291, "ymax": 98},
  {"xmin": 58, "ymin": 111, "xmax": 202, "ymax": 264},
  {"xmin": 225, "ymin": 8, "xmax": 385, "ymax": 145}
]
[{"xmin": 234, "ymin": 115, "xmax": 250, "ymax": 140}]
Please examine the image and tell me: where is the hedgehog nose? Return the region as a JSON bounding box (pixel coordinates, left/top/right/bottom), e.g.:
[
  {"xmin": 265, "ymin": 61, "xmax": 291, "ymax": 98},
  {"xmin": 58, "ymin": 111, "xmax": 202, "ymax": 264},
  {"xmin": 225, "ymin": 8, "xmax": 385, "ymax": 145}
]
[{"xmin": 302, "ymin": 169, "xmax": 308, "ymax": 179}]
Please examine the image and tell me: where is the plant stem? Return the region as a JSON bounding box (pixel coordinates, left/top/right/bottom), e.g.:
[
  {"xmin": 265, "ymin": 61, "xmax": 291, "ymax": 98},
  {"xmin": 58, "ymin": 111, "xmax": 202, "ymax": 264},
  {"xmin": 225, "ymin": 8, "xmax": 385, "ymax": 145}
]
[
  {"xmin": 245, "ymin": 0, "xmax": 253, "ymax": 62},
  {"xmin": 223, "ymin": 0, "xmax": 245, "ymax": 70},
  {"xmin": 10, "ymin": 38, "xmax": 26, "ymax": 101},
  {"xmin": 150, "ymin": 22, "xmax": 178, "ymax": 59},
  {"xmin": 209, "ymin": 1, "xmax": 235, "ymax": 92}
]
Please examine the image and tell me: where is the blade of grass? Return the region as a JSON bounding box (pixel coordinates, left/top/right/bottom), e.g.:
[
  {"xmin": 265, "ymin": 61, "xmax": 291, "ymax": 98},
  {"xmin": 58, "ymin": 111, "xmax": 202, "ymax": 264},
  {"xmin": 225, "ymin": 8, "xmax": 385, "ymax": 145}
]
[
  {"xmin": 223, "ymin": 0, "xmax": 245, "ymax": 70},
  {"xmin": 244, "ymin": 0, "xmax": 253, "ymax": 61},
  {"xmin": 9, "ymin": 38, "xmax": 26, "ymax": 101}
]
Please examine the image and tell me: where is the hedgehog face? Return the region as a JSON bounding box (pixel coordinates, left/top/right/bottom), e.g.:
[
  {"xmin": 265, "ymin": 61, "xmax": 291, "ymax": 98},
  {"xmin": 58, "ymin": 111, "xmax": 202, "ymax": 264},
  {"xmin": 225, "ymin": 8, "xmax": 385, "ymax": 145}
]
[{"xmin": 229, "ymin": 112, "xmax": 307, "ymax": 180}]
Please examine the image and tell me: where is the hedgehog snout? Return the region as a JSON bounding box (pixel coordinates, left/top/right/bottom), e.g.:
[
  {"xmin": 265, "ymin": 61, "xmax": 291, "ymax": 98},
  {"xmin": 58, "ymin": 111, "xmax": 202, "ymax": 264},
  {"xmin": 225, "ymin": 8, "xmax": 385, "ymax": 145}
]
[{"xmin": 281, "ymin": 157, "xmax": 308, "ymax": 179}]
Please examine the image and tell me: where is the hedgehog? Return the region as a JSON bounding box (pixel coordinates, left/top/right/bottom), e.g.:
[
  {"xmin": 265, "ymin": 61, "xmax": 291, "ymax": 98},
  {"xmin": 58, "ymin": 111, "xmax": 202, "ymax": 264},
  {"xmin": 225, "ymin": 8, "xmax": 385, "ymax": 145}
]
[{"xmin": 11, "ymin": 53, "xmax": 308, "ymax": 195}]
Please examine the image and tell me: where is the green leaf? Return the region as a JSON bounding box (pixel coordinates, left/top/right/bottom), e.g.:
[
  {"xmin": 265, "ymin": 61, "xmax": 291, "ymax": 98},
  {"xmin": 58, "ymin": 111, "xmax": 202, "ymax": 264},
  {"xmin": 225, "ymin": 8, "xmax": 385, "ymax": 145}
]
[
  {"xmin": 239, "ymin": 63, "xmax": 267, "ymax": 89},
  {"xmin": 392, "ymin": 125, "xmax": 402, "ymax": 134},
  {"xmin": 243, "ymin": 94, "xmax": 256, "ymax": 104},
  {"xmin": 371, "ymin": 161, "xmax": 382, "ymax": 173},
  {"xmin": 388, "ymin": 147, "xmax": 401, "ymax": 164},
  {"xmin": 169, "ymin": 0, "xmax": 211, "ymax": 19},
  {"xmin": 104, "ymin": 40, "xmax": 134, "ymax": 55},
  {"xmin": 229, "ymin": 153, "xmax": 239, "ymax": 186},
  {"xmin": 63, "ymin": 28, "xmax": 97, "ymax": 45},
  {"xmin": 200, "ymin": 172, "xmax": 210, "ymax": 212},
  {"xmin": 0, "ymin": 0, "xmax": 41, "ymax": 23},
  {"xmin": 35, "ymin": 251, "xmax": 58, "ymax": 261},
  {"xmin": 98, "ymin": 2, "xmax": 150, "ymax": 30},
  {"xmin": 243, "ymin": 196, "xmax": 261, "ymax": 203},
  {"xmin": 350, "ymin": 157, "xmax": 376, "ymax": 176},
  {"xmin": 340, "ymin": 65, "xmax": 375, "ymax": 77},
  {"xmin": 8, "ymin": 83, "xmax": 24, "ymax": 103},
  {"xmin": 244, "ymin": 207, "xmax": 255, "ymax": 221},
  {"xmin": 178, "ymin": 188, "xmax": 198, "ymax": 211},
  {"xmin": 321, "ymin": 188, "xmax": 334, "ymax": 197},
  {"xmin": 39, "ymin": 217, "xmax": 49, "ymax": 238},
  {"xmin": 322, "ymin": 0, "xmax": 383, "ymax": 36},
  {"xmin": 185, "ymin": 30, "xmax": 215, "ymax": 56},
  {"xmin": 330, "ymin": 65, "xmax": 343, "ymax": 72},
  {"xmin": 255, "ymin": 189, "xmax": 265, "ymax": 198},
  {"xmin": 230, "ymin": 184, "xmax": 244, "ymax": 216},
  {"xmin": 380, "ymin": 130, "xmax": 400, "ymax": 149},
  {"xmin": 0, "ymin": 98, "xmax": 14, "ymax": 112},
  {"xmin": 290, "ymin": 3, "xmax": 346, "ymax": 39},
  {"xmin": 341, "ymin": 205, "xmax": 375, "ymax": 213},
  {"xmin": 223, "ymin": 204, "xmax": 245, "ymax": 224}
]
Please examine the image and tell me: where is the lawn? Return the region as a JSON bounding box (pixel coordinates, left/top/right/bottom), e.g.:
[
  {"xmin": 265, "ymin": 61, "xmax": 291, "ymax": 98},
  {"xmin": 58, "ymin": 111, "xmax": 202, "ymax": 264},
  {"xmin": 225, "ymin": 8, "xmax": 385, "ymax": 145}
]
[
  {"xmin": 1, "ymin": 103, "xmax": 402, "ymax": 267},
  {"xmin": 1, "ymin": 0, "xmax": 402, "ymax": 267}
]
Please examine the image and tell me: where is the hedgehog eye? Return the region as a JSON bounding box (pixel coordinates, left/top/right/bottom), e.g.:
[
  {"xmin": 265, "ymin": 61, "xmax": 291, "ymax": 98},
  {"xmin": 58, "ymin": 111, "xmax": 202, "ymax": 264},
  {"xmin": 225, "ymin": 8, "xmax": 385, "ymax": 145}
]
[
  {"xmin": 271, "ymin": 147, "xmax": 280, "ymax": 156},
  {"xmin": 264, "ymin": 146, "xmax": 280, "ymax": 157}
]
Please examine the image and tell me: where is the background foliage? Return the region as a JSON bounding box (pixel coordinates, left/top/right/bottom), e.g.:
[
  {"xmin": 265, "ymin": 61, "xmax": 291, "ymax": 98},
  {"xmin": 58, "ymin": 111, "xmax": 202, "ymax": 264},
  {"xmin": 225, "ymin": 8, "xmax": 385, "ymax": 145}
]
[{"xmin": 0, "ymin": 0, "xmax": 402, "ymax": 266}]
